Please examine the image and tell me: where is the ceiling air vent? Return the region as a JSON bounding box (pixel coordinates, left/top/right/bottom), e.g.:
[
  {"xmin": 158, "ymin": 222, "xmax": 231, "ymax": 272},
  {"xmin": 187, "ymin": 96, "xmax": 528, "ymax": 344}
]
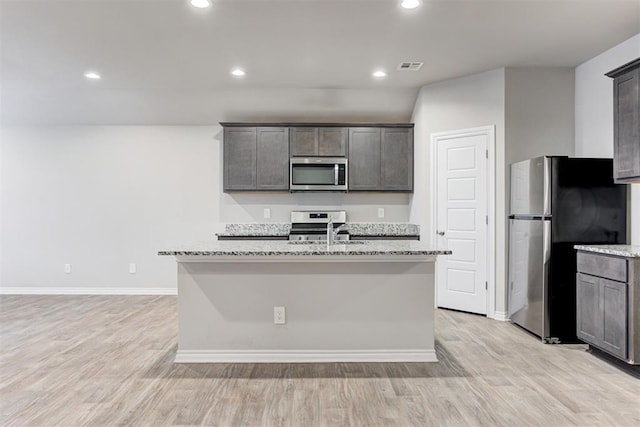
[{"xmin": 397, "ymin": 62, "xmax": 424, "ymax": 71}]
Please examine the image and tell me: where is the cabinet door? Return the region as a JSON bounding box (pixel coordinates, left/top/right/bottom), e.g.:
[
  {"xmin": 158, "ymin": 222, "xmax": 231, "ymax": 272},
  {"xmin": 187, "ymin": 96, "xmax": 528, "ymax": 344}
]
[
  {"xmin": 224, "ymin": 127, "xmax": 257, "ymax": 191},
  {"xmin": 380, "ymin": 128, "xmax": 413, "ymax": 191},
  {"xmin": 318, "ymin": 127, "xmax": 347, "ymax": 157},
  {"xmin": 290, "ymin": 127, "xmax": 317, "ymax": 157},
  {"xmin": 348, "ymin": 128, "xmax": 381, "ymax": 190},
  {"xmin": 256, "ymin": 127, "xmax": 289, "ymax": 190},
  {"xmin": 576, "ymin": 273, "xmax": 601, "ymax": 346},
  {"xmin": 613, "ymin": 68, "xmax": 640, "ymax": 182},
  {"xmin": 600, "ymin": 277, "xmax": 628, "ymax": 359}
]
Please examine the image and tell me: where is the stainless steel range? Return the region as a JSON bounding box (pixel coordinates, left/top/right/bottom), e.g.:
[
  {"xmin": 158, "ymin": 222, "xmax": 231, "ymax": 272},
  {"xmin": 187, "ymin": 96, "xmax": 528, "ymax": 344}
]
[{"xmin": 289, "ymin": 211, "xmax": 349, "ymax": 241}]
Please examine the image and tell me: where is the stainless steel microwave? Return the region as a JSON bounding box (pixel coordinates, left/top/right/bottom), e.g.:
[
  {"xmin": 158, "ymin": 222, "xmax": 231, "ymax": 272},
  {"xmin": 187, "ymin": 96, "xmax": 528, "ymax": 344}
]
[{"xmin": 290, "ymin": 157, "xmax": 348, "ymax": 191}]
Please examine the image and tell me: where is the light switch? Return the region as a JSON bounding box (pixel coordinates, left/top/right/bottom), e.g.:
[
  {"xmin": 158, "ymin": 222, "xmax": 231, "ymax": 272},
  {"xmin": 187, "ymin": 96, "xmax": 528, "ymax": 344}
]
[
  {"xmin": 378, "ymin": 208, "xmax": 385, "ymax": 218},
  {"xmin": 264, "ymin": 208, "xmax": 271, "ymax": 219}
]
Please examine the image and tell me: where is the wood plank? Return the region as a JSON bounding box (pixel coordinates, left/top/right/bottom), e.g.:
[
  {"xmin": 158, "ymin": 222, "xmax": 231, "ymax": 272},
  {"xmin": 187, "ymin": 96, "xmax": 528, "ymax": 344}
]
[{"xmin": 1, "ymin": 295, "xmax": 640, "ymax": 426}]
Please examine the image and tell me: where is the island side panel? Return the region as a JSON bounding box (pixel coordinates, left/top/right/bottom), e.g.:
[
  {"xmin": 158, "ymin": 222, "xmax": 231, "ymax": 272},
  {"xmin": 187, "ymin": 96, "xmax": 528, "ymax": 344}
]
[{"xmin": 176, "ymin": 260, "xmax": 435, "ymax": 362}]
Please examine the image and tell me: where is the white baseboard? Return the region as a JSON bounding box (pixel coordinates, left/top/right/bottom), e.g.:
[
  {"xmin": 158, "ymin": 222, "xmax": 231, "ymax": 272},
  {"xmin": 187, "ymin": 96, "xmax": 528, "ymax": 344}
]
[
  {"xmin": 174, "ymin": 349, "xmax": 438, "ymax": 363},
  {"xmin": 0, "ymin": 287, "xmax": 177, "ymax": 295},
  {"xmin": 490, "ymin": 310, "xmax": 509, "ymax": 322}
]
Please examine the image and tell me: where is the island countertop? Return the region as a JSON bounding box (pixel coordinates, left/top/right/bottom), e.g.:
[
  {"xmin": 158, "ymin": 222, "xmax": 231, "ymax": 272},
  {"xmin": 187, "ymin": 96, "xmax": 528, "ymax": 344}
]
[{"xmin": 159, "ymin": 239, "xmax": 450, "ymax": 258}]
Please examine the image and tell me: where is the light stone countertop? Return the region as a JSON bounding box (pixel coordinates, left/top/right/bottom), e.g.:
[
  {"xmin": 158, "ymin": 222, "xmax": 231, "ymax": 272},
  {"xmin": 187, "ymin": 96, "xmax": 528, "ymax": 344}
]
[
  {"xmin": 216, "ymin": 222, "xmax": 420, "ymax": 237},
  {"xmin": 217, "ymin": 223, "xmax": 290, "ymax": 237},
  {"xmin": 159, "ymin": 239, "xmax": 449, "ymax": 257},
  {"xmin": 574, "ymin": 244, "xmax": 640, "ymax": 258}
]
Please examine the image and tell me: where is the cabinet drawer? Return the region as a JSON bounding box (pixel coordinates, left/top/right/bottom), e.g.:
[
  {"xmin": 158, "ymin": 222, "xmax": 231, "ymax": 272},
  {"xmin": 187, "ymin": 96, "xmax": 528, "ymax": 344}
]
[{"xmin": 577, "ymin": 252, "xmax": 628, "ymax": 283}]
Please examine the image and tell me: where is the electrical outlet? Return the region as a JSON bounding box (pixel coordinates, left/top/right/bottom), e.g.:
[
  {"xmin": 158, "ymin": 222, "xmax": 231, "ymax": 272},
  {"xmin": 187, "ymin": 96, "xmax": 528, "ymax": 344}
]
[
  {"xmin": 129, "ymin": 263, "xmax": 136, "ymax": 274},
  {"xmin": 273, "ymin": 306, "xmax": 286, "ymax": 324},
  {"xmin": 263, "ymin": 208, "xmax": 271, "ymax": 219},
  {"xmin": 64, "ymin": 264, "xmax": 71, "ymax": 274},
  {"xmin": 378, "ymin": 207, "xmax": 385, "ymax": 218}
]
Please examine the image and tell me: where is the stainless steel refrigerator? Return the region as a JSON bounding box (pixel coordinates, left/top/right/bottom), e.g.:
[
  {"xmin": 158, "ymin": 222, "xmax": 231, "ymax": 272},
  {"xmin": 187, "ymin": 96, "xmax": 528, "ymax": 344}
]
[{"xmin": 508, "ymin": 156, "xmax": 626, "ymax": 343}]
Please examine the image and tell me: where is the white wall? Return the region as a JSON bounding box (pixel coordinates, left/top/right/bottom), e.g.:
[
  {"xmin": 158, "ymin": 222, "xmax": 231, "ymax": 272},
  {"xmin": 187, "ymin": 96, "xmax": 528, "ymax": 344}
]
[
  {"xmin": 0, "ymin": 125, "xmax": 411, "ymax": 291},
  {"xmin": 505, "ymin": 67, "xmax": 575, "ymax": 166},
  {"xmin": 410, "ymin": 68, "xmax": 507, "ymax": 315},
  {"xmin": 575, "ymin": 34, "xmax": 640, "ymax": 244},
  {"xmin": 411, "ymin": 66, "xmax": 576, "ymax": 317}
]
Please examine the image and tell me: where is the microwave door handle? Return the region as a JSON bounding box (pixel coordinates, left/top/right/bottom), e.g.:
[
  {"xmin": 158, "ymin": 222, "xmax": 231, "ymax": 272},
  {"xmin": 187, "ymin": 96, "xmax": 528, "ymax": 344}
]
[{"xmin": 334, "ymin": 164, "xmax": 339, "ymax": 185}]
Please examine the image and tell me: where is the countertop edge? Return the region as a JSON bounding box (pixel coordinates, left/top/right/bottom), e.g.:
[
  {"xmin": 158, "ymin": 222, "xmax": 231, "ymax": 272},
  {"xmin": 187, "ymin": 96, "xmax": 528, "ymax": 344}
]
[
  {"xmin": 574, "ymin": 245, "xmax": 640, "ymax": 258},
  {"xmin": 158, "ymin": 250, "xmax": 451, "ymax": 256}
]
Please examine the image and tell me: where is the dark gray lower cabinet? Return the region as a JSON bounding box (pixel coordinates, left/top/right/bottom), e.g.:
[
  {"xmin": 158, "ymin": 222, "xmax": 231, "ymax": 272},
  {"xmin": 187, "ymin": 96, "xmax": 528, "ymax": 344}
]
[
  {"xmin": 576, "ymin": 251, "xmax": 640, "ymax": 364},
  {"xmin": 576, "ymin": 273, "xmax": 600, "ymax": 345},
  {"xmin": 576, "ymin": 273, "xmax": 627, "ymax": 359},
  {"xmin": 223, "ymin": 127, "xmax": 289, "ymax": 191}
]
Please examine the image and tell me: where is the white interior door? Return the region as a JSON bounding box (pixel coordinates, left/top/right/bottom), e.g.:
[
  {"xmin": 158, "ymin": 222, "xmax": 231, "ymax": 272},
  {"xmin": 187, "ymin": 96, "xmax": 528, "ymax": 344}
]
[{"xmin": 434, "ymin": 130, "xmax": 489, "ymax": 315}]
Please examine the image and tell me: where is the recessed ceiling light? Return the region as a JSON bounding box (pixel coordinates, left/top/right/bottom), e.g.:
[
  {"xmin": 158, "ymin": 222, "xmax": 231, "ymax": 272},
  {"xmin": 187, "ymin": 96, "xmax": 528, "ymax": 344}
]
[
  {"xmin": 231, "ymin": 68, "xmax": 246, "ymax": 77},
  {"xmin": 372, "ymin": 70, "xmax": 387, "ymax": 78},
  {"xmin": 84, "ymin": 71, "xmax": 101, "ymax": 80},
  {"xmin": 401, "ymin": 0, "xmax": 421, "ymax": 9},
  {"xmin": 190, "ymin": 0, "xmax": 212, "ymax": 8}
]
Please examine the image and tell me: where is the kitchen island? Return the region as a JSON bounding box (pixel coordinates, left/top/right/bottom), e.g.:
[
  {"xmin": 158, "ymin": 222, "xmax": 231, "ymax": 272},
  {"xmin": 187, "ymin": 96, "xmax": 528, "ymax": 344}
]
[{"xmin": 159, "ymin": 240, "xmax": 450, "ymax": 363}]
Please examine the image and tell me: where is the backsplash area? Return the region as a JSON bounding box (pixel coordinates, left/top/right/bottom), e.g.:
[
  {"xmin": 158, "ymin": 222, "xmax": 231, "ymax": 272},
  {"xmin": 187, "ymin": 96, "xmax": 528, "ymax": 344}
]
[{"xmin": 221, "ymin": 192, "xmax": 412, "ymax": 223}]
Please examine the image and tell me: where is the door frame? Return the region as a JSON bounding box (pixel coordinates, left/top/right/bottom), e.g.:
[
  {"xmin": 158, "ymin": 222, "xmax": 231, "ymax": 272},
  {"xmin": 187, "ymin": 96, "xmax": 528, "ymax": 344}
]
[{"xmin": 430, "ymin": 125, "xmax": 496, "ymax": 318}]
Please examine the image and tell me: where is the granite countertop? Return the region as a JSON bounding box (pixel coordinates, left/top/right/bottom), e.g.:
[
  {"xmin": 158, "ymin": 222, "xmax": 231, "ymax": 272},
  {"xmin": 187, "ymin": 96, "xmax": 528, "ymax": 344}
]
[
  {"xmin": 159, "ymin": 239, "xmax": 450, "ymax": 257},
  {"xmin": 216, "ymin": 223, "xmax": 420, "ymax": 238},
  {"xmin": 216, "ymin": 223, "xmax": 290, "ymax": 237},
  {"xmin": 574, "ymin": 244, "xmax": 640, "ymax": 258}
]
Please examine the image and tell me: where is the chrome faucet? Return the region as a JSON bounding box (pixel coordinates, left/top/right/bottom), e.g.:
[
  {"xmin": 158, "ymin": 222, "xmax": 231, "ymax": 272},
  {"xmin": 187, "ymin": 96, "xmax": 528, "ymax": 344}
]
[{"xmin": 327, "ymin": 220, "xmax": 348, "ymax": 245}]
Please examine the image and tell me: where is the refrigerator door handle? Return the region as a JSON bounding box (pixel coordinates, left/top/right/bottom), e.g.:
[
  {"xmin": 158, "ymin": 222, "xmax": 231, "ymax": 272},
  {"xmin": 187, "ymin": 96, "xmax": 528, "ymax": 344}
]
[
  {"xmin": 543, "ymin": 156, "xmax": 552, "ymax": 216},
  {"xmin": 542, "ymin": 219, "xmax": 553, "ymax": 341}
]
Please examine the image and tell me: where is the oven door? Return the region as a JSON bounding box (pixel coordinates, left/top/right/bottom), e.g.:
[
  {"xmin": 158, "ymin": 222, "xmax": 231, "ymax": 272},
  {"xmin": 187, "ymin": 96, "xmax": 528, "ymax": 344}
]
[{"xmin": 290, "ymin": 158, "xmax": 347, "ymax": 191}]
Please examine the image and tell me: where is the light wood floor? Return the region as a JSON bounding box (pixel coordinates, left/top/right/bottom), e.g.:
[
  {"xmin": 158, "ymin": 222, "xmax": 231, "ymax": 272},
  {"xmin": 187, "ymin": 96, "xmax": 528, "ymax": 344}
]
[{"xmin": 1, "ymin": 295, "xmax": 639, "ymax": 426}]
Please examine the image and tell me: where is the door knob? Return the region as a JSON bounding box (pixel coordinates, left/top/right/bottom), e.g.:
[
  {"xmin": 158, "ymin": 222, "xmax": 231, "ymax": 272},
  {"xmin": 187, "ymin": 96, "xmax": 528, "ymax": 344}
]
[{"xmin": 436, "ymin": 230, "xmax": 445, "ymax": 236}]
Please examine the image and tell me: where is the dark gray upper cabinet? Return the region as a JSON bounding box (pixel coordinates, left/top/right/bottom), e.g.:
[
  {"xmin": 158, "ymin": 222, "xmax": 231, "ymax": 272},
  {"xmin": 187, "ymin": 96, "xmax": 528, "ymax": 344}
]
[
  {"xmin": 381, "ymin": 128, "xmax": 413, "ymax": 191},
  {"xmin": 349, "ymin": 127, "xmax": 413, "ymax": 192},
  {"xmin": 606, "ymin": 58, "xmax": 640, "ymax": 183},
  {"xmin": 256, "ymin": 127, "xmax": 289, "ymax": 190},
  {"xmin": 290, "ymin": 127, "xmax": 347, "ymax": 157},
  {"xmin": 222, "ymin": 123, "xmax": 413, "ymax": 192},
  {"xmin": 223, "ymin": 126, "xmax": 289, "ymax": 192},
  {"xmin": 318, "ymin": 127, "xmax": 347, "ymax": 156},
  {"xmin": 348, "ymin": 127, "xmax": 381, "ymax": 190},
  {"xmin": 223, "ymin": 127, "xmax": 257, "ymax": 191},
  {"xmin": 290, "ymin": 128, "xmax": 317, "ymax": 156}
]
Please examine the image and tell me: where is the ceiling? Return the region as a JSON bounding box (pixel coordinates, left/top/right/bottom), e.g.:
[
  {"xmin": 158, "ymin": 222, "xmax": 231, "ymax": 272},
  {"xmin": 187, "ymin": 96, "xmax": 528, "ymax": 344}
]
[{"xmin": 1, "ymin": 0, "xmax": 639, "ymax": 125}]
